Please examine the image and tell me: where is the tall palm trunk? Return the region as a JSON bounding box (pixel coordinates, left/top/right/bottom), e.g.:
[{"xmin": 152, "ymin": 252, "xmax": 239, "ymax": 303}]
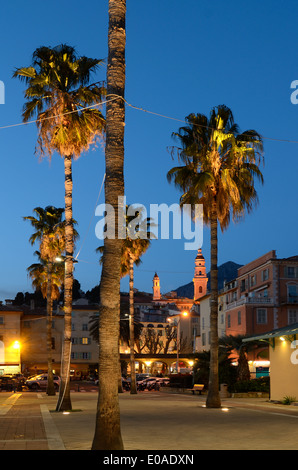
[
  {"xmin": 206, "ymin": 200, "xmax": 221, "ymax": 408},
  {"xmin": 46, "ymin": 261, "xmax": 56, "ymax": 396},
  {"xmin": 91, "ymin": 0, "xmax": 126, "ymax": 450},
  {"xmin": 56, "ymin": 153, "xmax": 73, "ymax": 411},
  {"xmin": 129, "ymin": 257, "xmax": 137, "ymax": 394}
]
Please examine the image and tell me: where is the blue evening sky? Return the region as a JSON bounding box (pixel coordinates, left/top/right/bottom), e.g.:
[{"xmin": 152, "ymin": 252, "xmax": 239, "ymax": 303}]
[{"xmin": 0, "ymin": 0, "xmax": 298, "ymax": 301}]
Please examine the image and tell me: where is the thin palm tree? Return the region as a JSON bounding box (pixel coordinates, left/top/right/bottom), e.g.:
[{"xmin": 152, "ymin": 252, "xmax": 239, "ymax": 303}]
[
  {"xmin": 27, "ymin": 252, "xmax": 64, "ymax": 395},
  {"xmin": 91, "ymin": 0, "xmax": 126, "ymax": 450},
  {"xmin": 167, "ymin": 105, "xmax": 264, "ymax": 408},
  {"xmin": 24, "ymin": 206, "xmax": 65, "ymax": 395},
  {"xmin": 97, "ymin": 206, "xmax": 154, "ymax": 394},
  {"xmin": 14, "ymin": 45, "xmax": 105, "ymax": 411}
]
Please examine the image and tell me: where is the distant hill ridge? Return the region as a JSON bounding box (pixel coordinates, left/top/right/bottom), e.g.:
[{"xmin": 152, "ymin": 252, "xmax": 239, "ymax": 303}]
[{"xmin": 175, "ymin": 261, "xmax": 242, "ymax": 299}]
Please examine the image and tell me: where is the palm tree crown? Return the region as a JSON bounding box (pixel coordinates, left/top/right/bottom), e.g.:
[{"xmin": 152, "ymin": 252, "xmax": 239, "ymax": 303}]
[
  {"xmin": 13, "ymin": 44, "xmax": 106, "ymax": 159},
  {"xmin": 167, "ymin": 105, "xmax": 264, "ymax": 230}
]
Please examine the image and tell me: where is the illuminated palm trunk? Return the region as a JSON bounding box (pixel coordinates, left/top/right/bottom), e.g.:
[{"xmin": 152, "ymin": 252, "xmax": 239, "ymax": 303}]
[
  {"xmin": 91, "ymin": 0, "xmax": 126, "ymax": 450},
  {"xmin": 56, "ymin": 154, "xmax": 73, "ymax": 412},
  {"xmin": 129, "ymin": 257, "xmax": 137, "ymax": 394},
  {"xmin": 46, "ymin": 261, "xmax": 56, "ymax": 396},
  {"xmin": 206, "ymin": 200, "xmax": 221, "ymax": 408}
]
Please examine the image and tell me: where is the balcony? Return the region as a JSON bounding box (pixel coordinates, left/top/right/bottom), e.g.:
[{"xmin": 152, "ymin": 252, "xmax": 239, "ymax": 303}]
[
  {"xmin": 280, "ymin": 296, "xmax": 298, "ymax": 305},
  {"xmin": 225, "ymin": 296, "xmax": 273, "ymax": 311}
]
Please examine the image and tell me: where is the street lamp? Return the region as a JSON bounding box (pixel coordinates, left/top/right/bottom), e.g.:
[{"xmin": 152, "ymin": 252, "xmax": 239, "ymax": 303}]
[{"xmin": 167, "ymin": 311, "xmax": 188, "ymax": 373}]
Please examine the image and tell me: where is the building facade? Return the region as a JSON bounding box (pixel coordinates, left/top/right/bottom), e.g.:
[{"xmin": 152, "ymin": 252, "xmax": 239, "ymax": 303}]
[
  {"xmin": 224, "ymin": 250, "xmax": 298, "ymax": 337},
  {"xmin": 0, "ymin": 304, "xmax": 22, "ymax": 375}
]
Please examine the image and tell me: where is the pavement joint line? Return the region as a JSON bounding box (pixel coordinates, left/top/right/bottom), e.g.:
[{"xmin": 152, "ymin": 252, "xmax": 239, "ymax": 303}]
[
  {"xmin": 40, "ymin": 404, "xmax": 66, "ymax": 450},
  {"xmin": 0, "ymin": 439, "xmax": 48, "ymax": 442},
  {"xmin": 0, "ymin": 393, "xmax": 22, "ymax": 415},
  {"xmin": 232, "ymin": 406, "xmax": 298, "ymax": 419}
]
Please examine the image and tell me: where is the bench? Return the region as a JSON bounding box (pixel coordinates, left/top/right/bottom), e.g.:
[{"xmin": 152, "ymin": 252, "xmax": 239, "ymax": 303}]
[{"xmin": 188, "ymin": 384, "xmax": 204, "ymax": 395}]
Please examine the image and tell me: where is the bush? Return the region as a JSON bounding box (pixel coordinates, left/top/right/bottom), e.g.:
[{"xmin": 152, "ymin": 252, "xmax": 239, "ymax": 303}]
[
  {"xmin": 230, "ymin": 377, "xmax": 270, "ymax": 393},
  {"xmin": 282, "ymin": 396, "xmax": 296, "ymax": 405}
]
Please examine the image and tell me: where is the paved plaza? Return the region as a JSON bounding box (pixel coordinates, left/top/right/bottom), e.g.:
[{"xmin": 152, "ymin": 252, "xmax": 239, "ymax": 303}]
[{"xmin": 0, "ymin": 389, "xmax": 298, "ymax": 451}]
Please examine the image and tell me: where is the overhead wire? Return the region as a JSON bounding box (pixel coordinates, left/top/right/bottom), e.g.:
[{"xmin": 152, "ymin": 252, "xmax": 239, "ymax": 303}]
[{"xmin": 1, "ymin": 93, "xmax": 298, "ymax": 144}]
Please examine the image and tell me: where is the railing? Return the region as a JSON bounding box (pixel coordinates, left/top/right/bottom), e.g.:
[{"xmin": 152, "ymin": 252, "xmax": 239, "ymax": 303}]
[
  {"xmin": 280, "ymin": 296, "xmax": 298, "ymax": 305},
  {"xmin": 225, "ymin": 297, "xmax": 273, "ymax": 311}
]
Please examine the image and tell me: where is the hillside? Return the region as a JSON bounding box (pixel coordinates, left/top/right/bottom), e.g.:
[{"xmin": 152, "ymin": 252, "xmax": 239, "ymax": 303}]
[{"xmin": 175, "ymin": 261, "xmax": 242, "ymax": 298}]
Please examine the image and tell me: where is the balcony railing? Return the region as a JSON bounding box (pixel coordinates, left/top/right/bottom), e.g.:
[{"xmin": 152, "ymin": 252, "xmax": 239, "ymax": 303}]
[
  {"xmin": 225, "ymin": 297, "xmax": 273, "ymax": 311},
  {"xmin": 280, "ymin": 296, "xmax": 298, "ymax": 305}
]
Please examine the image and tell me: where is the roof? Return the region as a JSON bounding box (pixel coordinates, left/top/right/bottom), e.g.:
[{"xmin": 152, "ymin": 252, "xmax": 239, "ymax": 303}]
[
  {"xmin": 0, "ymin": 304, "xmax": 23, "ymax": 312},
  {"xmin": 243, "ymin": 323, "xmax": 298, "ymax": 342}
]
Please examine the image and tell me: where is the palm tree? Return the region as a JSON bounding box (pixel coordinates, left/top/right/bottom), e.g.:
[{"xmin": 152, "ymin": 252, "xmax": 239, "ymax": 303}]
[
  {"xmin": 167, "ymin": 105, "xmax": 264, "ymax": 408},
  {"xmin": 14, "ymin": 45, "xmax": 105, "ymax": 412},
  {"xmin": 91, "ymin": 0, "xmax": 126, "ymax": 450},
  {"xmin": 24, "ymin": 206, "xmax": 65, "ymax": 395},
  {"xmin": 219, "ymin": 334, "xmax": 268, "ymax": 382},
  {"xmin": 27, "ymin": 252, "xmax": 64, "ymax": 395},
  {"xmin": 97, "ymin": 206, "xmax": 154, "ymax": 394}
]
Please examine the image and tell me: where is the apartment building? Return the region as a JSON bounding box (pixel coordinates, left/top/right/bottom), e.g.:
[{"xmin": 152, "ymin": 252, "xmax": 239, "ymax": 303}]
[
  {"xmin": 196, "ymin": 293, "xmax": 226, "ymax": 351},
  {"xmin": 224, "ymin": 250, "xmax": 298, "ymax": 337},
  {"xmin": 0, "ymin": 304, "xmax": 22, "ymax": 375}
]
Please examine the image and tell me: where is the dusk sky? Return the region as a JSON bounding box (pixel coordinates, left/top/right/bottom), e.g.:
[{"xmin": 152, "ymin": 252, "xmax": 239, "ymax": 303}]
[{"xmin": 1, "ymin": 0, "xmax": 298, "ymax": 301}]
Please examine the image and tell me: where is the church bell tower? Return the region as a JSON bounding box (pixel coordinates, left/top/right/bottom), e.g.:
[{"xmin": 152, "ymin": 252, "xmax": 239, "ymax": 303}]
[
  {"xmin": 193, "ymin": 249, "xmax": 208, "ymax": 300},
  {"xmin": 153, "ymin": 273, "xmax": 161, "ymax": 300}
]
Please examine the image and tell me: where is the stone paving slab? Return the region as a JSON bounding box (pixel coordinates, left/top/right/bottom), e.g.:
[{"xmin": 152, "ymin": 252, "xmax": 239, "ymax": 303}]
[{"xmin": 1, "ymin": 390, "xmax": 298, "ymax": 451}]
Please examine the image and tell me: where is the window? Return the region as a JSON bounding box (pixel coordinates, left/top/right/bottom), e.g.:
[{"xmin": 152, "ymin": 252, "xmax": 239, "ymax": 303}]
[
  {"xmin": 0, "ymin": 317, "xmax": 3, "ymax": 325},
  {"xmin": 262, "ymin": 269, "xmax": 269, "ymax": 281},
  {"xmin": 240, "ymin": 279, "xmax": 247, "ymax": 292},
  {"xmin": 227, "ymin": 314, "xmax": 231, "ymax": 328},
  {"xmin": 288, "ymin": 285, "xmax": 298, "ymax": 303},
  {"xmin": 202, "ymin": 333, "xmax": 206, "ymax": 346},
  {"xmin": 220, "ymin": 314, "xmax": 224, "ymax": 324},
  {"xmin": 238, "ymin": 311, "xmax": 241, "ymax": 325},
  {"xmin": 250, "ymin": 275, "xmax": 257, "ymax": 287},
  {"xmin": 82, "ymin": 352, "xmax": 91, "ymax": 360},
  {"xmin": 81, "ymin": 337, "xmax": 90, "ymax": 345},
  {"xmin": 51, "ymin": 337, "xmax": 55, "ymax": 350},
  {"xmin": 71, "ymin": 352, "xmax": 91, "ymax": 360},
  {"xmin": 288, "ymin": 310, "xmax": 298, "ymax": 324},
  {"xmin": 82, "ymin": 324, "xmax": 88, "ymax": 331},
  {"xmin": 285, "ymin": 266, "xmax": 298, "ymax": 279},
  {"xmin": 257, "ymin": 309, "xmax": 267, "ymax": 324}
]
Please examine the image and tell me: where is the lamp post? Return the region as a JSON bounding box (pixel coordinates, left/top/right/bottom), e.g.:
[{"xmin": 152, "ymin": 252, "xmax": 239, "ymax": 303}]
[{"xmin": 167, "ymin": 311, "xmax": 188, "ymax": 373}]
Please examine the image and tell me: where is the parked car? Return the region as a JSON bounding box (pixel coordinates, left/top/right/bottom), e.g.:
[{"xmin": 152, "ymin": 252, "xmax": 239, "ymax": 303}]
[
  {"xmin": 156, "ymin": 377, "xmax": 170, "ymax": 386},
  {"xmin": 25, "ymin": 374, "xmax": 60, "ymax": 391},
  {"xmin": 0, "ymin": 375, "xmax": 19, "ymax": 391}
]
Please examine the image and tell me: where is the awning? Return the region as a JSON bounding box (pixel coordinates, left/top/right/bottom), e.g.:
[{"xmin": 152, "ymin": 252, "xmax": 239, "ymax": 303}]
[{"xmin": 242, "ymin": 323, "xmax": 298, "ymax": 342}]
